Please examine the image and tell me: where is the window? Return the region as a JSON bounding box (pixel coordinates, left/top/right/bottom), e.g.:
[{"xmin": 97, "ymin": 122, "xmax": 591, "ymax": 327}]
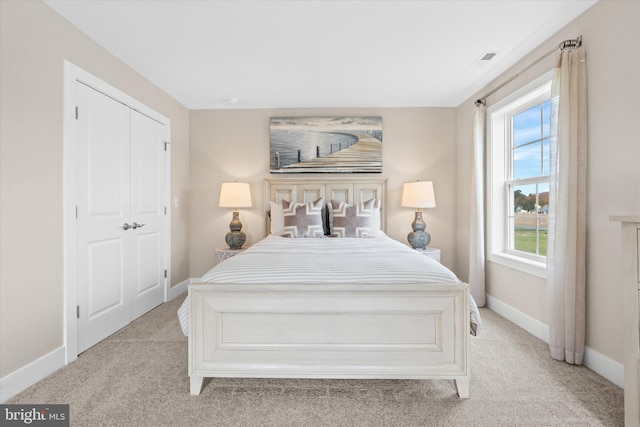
[
  {"xmin": 509, "ymin": 98, "xmax": 550, "ymax": 258},
  {"xmin": 487, "ymin": 72, "xmax": 552, "ymax": 278}
]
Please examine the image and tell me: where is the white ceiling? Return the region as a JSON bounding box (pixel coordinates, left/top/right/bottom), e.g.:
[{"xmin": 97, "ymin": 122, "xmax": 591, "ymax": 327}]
[{"xmin": 44, "ymin": 0, "xmax": 597, "ymax": 109}]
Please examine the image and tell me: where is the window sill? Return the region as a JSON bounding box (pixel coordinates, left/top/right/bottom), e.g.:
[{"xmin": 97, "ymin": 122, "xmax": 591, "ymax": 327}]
[{"xmin": 487, "ymin": 252, "xmax": 547, "ymax": 279}]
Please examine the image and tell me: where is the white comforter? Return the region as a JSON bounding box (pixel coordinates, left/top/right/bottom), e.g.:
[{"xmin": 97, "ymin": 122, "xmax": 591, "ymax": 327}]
[{"xmin": 178, "ymin": 235, "xmax": 481, "ymax": 335}]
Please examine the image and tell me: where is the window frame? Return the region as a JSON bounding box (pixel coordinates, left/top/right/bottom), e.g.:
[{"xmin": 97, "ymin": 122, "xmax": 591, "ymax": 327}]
[{"xmin": 486, "ymin": 70, "xmax": 553, "ymax": 279}]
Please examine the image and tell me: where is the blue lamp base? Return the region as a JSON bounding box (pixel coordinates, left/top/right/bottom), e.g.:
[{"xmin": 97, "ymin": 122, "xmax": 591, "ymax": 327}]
[
  {"xmin": 407, "ymin": 210, "xmax": 431, "ymax": 249},
  {"xmin": 226, "ymin": 210, "xmax": 246, "ymax": 249}
]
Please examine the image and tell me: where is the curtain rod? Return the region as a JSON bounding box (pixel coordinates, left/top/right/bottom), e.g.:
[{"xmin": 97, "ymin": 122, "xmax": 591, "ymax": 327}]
[{"xmin": 474, "ymin": 36, "xmax": 582, "ymax": 106}]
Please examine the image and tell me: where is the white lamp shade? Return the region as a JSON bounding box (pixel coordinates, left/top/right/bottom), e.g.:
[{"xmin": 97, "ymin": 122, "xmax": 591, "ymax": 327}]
[
  {"xmin": 401, "ymin": 181, "xmax": 436, "ymax": 208},
  {"xmin": 219, "ymin": 182, "xmax": 252, "ymax": 208}
]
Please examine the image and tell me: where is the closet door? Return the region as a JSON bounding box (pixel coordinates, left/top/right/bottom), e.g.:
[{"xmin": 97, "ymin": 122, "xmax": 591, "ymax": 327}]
[
  {"xmin": 76, "ymin": 82, "xmax": 132, "ymax": 352},
  {"xmin": 75, "ymin": 83, "xmax": 166, "ymax": 353},
  {"xmin": 129, "ymin": 110, "xmax": 165, "ymax": 319}
]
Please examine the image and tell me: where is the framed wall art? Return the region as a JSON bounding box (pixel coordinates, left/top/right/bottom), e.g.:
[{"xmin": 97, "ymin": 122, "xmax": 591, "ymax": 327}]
[{"xmin": 270, "ymin": 116, "xmax": 382, "ymax": 173}]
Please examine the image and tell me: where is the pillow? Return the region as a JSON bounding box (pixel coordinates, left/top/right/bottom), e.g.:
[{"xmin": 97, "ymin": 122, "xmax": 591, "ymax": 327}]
[
  {"xmin": 282, "ymin": 197, "xmax": 325, "ymax": 238},
  {"xmin": 329, "ymin": 198, "xmax": 383, "ymax": 238},
  {"xmin": 269, "ymin": 201, "xmax": 285, "ymax": 235}
]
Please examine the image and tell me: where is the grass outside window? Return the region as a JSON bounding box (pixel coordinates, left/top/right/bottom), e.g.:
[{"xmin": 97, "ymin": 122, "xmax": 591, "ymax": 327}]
[{"xmin": 513, "ymin": 213, "xmax": 548, "ymax": 257}]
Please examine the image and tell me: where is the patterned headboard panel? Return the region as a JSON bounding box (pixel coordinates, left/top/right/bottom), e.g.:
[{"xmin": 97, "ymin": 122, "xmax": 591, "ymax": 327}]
[{"xmin": 265, "ymin": 177, "xmax": 387, "ymax": 233}]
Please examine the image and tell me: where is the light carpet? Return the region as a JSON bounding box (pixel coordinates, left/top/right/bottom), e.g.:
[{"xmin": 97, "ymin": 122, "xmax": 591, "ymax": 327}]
[{"xmin": 9, "ymin": 296, "xmax": 623, "ymax": 426}]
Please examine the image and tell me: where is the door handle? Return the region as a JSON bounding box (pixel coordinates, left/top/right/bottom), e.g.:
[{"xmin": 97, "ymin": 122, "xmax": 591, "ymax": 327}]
[
  {"xmin": 122, "ymin": 223, "xmax": 132, "ymax": 230},
  {"xmin": 132, "ymin": 222, "xmax": 145, "ymax": 229}
]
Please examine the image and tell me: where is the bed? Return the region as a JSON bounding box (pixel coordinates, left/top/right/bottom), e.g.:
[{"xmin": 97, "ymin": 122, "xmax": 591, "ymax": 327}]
[{"xmin": 181, "ymin": 178, "xmax": 479, "ymax": 398}]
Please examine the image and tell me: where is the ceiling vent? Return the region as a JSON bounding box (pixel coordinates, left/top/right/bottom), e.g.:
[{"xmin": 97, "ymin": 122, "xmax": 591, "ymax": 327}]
[
  {"xmin": 469, "ymin": 51, "xmax": 501, "ymax": 69},
  {"xmin": 480, "ymin": 52, "xmax": 498, "ymax": 61}
]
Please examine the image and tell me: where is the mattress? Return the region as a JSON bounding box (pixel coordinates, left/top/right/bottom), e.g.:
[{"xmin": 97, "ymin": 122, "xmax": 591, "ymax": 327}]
[{"xmin": 178, "ymin": 234, "xmax": 481, "ymax": 336}]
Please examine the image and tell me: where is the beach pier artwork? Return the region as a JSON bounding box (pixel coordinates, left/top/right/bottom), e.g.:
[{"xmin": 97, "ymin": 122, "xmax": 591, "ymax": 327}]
[{"xmin": 270, "ymin": 117, "xmax": 382, "ymax": 173}]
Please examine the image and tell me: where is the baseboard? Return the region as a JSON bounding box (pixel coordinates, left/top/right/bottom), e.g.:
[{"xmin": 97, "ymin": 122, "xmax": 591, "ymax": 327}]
[
  {"xmin": 0, "ymin": 346, "xmax": 66, "ymax": 403},
  {"xmin": 485, "ymin": 294, "xmax": 624, "ymax": 388},
  {"xmin": 583, "ymin": 345, "xmax": 624, "ymax": 388},
  {"xmin": 0, "ymin": 279, "xmax": 195, "ymax": 403},
  {"xmin": 167, "ymin": 278, "xmax": 194, "ymax": 301},
  {"xmin": 485, "ymin": 294, "xmax": 550, "ymax": 342}
]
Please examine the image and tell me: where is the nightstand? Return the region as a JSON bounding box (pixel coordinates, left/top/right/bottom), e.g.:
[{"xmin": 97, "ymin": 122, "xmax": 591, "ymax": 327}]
[
  {"xmin": 415, "ymin": 247, "xmax": 441, "ymax": 263},
  {"xmin": 215, "ymin": 246, "xmax": 247, "ymax": 264}
]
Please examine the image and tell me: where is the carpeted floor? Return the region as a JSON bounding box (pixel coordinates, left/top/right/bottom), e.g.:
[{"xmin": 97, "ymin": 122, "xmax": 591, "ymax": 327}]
[{"xmin": 9, "ymin": 296, "xmax": 623, "ymax": 426}]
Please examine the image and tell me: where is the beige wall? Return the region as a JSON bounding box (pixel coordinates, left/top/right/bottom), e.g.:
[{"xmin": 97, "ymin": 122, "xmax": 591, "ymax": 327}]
[
  {"xmin": 455, "ymin": 0, "xmax": 640, "ymax": 363},
  {"xmin": 189, "ymin": 108, "xmax": 457, "ymax": 277},
  {"xmin": 0, "ymin": 1, "xmax": 190, "ymax": 377}
]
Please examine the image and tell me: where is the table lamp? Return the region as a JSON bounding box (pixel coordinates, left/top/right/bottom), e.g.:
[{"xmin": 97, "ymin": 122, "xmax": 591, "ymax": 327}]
[
  {"xmin": 401, "ymin": 181, "xmax": 436, "ymax": 249},
  {"xmin": 218, "ymin": 182, "xmax": 252, "ymax": 249}
]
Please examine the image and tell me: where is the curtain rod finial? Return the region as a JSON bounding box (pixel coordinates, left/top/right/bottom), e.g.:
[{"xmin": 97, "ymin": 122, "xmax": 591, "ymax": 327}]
[
  {"xmin": 475, "ymin": 99, "xmax": 486, "ymax": 107},
  {"xmin": 560, "ymin": 35, "xmax": 582, "ymax": 51}
]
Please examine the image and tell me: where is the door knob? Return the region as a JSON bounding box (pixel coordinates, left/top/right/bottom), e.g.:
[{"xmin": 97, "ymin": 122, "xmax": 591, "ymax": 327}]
[
  {"xmin": 122, "ymin": 223, "xmax": 132, "ymax": 230},
  {"xmin": 132, "ymin": 222, "xmax": 145, "ymax": 229}
]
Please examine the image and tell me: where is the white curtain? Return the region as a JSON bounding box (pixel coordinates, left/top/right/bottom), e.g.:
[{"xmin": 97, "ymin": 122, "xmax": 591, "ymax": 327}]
[
  {"xmin": 547, "ymin": 49, "xmax": 587, "ymax": 364},
  {"xmin": 469, "ymin": 104, "xmax": 486, "ymax": 307}
]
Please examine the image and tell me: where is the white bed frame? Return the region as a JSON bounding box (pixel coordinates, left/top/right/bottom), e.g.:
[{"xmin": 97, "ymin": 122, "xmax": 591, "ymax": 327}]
[{"xmin": 189, "ymin": 178, "xmax": 470, "ymax": 398}]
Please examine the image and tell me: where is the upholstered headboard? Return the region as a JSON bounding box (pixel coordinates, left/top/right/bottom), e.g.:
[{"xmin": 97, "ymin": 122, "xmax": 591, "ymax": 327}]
[{"xmin": 265, "ymin": 177, "xmax": 388, "ymax": 233}]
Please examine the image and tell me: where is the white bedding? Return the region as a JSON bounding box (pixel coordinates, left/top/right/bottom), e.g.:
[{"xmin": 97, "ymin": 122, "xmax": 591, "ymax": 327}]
[{"xmin": 178, "ymin": 235, "xmax": 481, "ymax": 336}]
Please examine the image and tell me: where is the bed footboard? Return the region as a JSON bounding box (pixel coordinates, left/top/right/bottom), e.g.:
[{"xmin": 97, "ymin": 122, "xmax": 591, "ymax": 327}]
[{"xmin": 188, "ymin": 282, "xmax": 470, "ymax": 398}]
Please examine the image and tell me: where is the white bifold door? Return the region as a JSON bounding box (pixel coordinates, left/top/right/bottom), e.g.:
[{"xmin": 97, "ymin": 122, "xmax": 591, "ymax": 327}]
[{"xmin": 75, "ymin": 82, "xmax": 166, "ymax": 353}]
